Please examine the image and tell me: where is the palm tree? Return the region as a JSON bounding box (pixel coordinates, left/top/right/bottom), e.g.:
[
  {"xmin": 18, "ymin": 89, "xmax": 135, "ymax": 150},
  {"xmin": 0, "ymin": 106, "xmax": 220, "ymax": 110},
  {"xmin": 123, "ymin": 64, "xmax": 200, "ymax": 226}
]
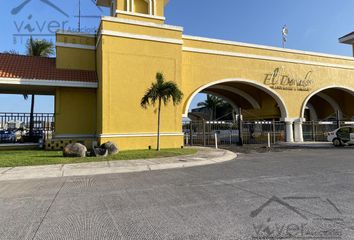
[
  {"xmin": 25, "ymin": 37, "xmax": 54, "ymax": 139},
  {"xmin": 197, "ymin": 94, "xmax": 224, "ymax": 120},
  {"xmin": 26, "ymin": 37, "xmax": 55, "ymax": 57},
  {"xmin": 141, "ymin": 72, "xmax": 183, "ymax": 151}
]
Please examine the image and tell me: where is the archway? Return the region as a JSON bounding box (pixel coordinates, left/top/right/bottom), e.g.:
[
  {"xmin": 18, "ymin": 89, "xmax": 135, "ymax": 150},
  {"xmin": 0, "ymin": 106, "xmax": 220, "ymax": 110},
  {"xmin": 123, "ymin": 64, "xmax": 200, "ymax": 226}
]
[
  {"xmin": 300, "ymin": 86, "xmax": 354, "ymax": 142},
  {"xmin": 302, "ymin": 86, "xmax": 354, "ymax": 121},
  {"xmin": 183, "ymin": 79, "xmax": 292, "ymax": 145},
  {"xmin": 184, "ymin": 79, "xmax": 289, "ymax": 120}
]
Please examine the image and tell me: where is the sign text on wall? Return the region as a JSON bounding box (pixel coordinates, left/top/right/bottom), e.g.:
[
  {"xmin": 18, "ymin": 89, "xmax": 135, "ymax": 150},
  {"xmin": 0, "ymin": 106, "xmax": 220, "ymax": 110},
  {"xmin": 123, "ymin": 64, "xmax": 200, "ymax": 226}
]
[{"xmin": 264, "ymin": 68, "xmax": 314, "ymax": 91}]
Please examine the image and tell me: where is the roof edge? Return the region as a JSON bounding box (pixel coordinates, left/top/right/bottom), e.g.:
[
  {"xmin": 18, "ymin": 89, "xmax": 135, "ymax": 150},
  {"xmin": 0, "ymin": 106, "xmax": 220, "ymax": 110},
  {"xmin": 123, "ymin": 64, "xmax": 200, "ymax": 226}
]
[
  {"xmin": 0, "ymin": 77, "xmax": 98, "ymax": 88},
  {"xmin": 339, "ymin": 32, "xmax": 354, "ymax": 45}
]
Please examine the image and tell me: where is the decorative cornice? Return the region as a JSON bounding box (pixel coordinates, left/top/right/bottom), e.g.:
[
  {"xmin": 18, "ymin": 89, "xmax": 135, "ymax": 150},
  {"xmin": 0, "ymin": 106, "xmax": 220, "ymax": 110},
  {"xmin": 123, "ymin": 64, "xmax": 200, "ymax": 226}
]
[
  {"xmin": 56, "ymin": 30, "xmax": 96, "ymax": 38},
  {"xmin": 101, "ymin": 16, "xmax": 183, "ymax": 31},
  {"xmin": 100, "ymin": 30, "xmax": 183, "ymax": 45},
  {"xmin": 56, "ymin": 42, "xmax": 96, "ymax": 50},
  {"xmin": 183, "ymin": 47, "xmax": 354, "ymax": 70},
  {"xmin": 183, "ymin": 35, "xmax": 354, "ymax": 61},
  {"xmin": 116, "ymin": 10, "xmax": 165, "ymax": 21}
]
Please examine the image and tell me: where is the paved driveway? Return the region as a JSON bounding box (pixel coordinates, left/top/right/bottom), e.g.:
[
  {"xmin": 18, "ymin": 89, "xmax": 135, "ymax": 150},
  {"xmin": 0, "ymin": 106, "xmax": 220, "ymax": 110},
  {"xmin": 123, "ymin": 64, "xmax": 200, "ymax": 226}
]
[{"xmin": 0, "ymin": 148, "xmax": 354, "ymax": 240}]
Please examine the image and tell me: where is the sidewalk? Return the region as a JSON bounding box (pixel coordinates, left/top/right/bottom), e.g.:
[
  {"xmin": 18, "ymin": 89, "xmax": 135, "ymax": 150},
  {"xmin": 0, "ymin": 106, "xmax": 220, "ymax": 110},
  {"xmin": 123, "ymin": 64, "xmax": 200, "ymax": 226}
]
[{"xmin": 0, "ymin": 147, "xmax": 236, "ymax": 181}]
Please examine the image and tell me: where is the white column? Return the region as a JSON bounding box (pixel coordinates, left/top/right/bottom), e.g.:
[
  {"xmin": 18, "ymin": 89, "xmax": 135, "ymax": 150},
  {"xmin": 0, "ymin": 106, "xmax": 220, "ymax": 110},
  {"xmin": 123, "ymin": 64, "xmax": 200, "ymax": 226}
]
[
  {"xmin": 294, "ymin": 121, "xmax": 304, "ymax": 142},
  {"xmin": 127, "ymin": 0, "xmax": 131, "ymax": 11},
  {"xmin": 285, "ymin": 121, "xmax": 294, "ymax": 143}
]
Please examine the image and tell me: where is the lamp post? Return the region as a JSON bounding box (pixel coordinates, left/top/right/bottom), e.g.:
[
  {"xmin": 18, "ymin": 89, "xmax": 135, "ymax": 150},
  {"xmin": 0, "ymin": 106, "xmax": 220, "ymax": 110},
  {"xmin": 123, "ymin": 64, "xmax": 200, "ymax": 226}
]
[{"xmin": 237, "ymin": 107, "xmax": 243, "ymax": 146}]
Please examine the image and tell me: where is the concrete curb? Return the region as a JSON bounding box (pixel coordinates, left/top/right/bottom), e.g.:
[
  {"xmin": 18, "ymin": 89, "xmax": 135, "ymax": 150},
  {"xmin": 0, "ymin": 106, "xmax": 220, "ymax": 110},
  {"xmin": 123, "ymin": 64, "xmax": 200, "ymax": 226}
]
[
  {"xmin": 0, "ymin": 148, "xmax": 237, "ymax": 181},
  {"xmin": 276, "ymin": 142, "xmax": 335, "ymax": 148}
]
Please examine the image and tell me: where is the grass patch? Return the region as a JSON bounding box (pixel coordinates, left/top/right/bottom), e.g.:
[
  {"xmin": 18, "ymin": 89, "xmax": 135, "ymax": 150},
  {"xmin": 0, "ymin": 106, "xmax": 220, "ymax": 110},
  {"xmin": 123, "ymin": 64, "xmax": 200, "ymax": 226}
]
[{"xmin": 0, "ymin": 148, "xmax": 198, "ymax": 168}]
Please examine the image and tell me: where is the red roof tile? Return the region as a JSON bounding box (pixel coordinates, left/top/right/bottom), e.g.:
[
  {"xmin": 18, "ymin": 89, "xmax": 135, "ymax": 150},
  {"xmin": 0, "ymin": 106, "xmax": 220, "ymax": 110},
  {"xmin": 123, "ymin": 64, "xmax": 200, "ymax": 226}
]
[{"xmin": 0, "ymin": 53, "xmax": 97, "ymax": 83}]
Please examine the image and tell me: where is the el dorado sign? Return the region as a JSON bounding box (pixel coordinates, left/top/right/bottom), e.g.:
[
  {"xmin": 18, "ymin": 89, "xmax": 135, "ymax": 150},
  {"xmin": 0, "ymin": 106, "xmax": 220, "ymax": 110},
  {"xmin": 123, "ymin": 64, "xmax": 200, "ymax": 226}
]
[{"xmin": 264, "ymin": 68, "xmax": 314, "ymax": 91}]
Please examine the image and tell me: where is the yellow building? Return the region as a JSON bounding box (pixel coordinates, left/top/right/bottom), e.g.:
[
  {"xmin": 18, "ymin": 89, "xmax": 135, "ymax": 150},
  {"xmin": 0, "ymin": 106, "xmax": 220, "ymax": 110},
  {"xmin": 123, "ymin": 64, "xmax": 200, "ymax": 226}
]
[{"xmin": 1, "ymin": 0, "xmax": 353, "ymax": 149}]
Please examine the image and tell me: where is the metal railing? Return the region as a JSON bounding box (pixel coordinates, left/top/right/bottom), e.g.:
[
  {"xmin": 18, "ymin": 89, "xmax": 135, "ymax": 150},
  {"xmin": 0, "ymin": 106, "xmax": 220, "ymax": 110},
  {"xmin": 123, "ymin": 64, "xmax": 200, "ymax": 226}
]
[
  {"xmin": 0, "ymin": 112, "xmax": 55, "ymax": 143},
  {"xmin": 303, "ymin": 121, "xmax": 354, "ymax": 142},
  {"xmin": 183, "ymin": 120, "xmax": 287, "ymax": 146},
  {"xmin": 242, "ymin": 121, "xmax": 286, "ymax": 144}
]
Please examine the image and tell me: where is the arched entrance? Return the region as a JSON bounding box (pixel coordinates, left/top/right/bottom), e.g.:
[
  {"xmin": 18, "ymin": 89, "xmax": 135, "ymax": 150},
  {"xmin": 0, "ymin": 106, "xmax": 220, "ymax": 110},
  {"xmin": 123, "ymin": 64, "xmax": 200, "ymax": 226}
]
[
  {"xmin": 183, "ymin": 79, "xmax": 289, "ymax": 120},
  {"xmin": 183, "ymin": 79, "xmax": 293, "ymax": 145},
  {"xmin": 300, "ymin": 86, "xmax": 354, "ymax": 142}
]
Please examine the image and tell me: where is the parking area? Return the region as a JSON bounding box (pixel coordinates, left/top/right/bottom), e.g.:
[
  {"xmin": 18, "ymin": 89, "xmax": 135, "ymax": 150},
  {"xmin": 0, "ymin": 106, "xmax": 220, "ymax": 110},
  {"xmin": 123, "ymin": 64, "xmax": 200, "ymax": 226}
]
[{"xmin": 0, "ymin": 148, "xmax": 354, "ymax": 239}]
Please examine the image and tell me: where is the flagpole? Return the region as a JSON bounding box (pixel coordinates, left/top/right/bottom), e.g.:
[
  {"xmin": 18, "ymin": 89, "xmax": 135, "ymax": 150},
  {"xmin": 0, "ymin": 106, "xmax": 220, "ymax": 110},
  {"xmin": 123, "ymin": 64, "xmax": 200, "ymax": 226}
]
[{"xmin": 78, "ymin": 0, "xmax": 81, "ymax": 32}]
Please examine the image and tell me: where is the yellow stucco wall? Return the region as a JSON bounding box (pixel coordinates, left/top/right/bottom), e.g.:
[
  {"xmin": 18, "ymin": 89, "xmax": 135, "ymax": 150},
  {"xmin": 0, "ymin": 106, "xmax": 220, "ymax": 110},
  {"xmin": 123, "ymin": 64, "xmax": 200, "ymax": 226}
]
[
  {"xmin": 115, "ymin": 13, "xmax": 164, "ymax": 24},
  {"xmin": 55, "ymin": 88, "xmax": 97, "ymax": 136},
  {"xmin": 56, "ymin": 34, "xmax": 96, "ymax": 71},
  {"xmin": 115, "ymin": 0, "xmax": 166, "ymax": 17},
  {"xmin": 52, "ymin": 1, "xmax": 354, "ymax": 149},
  {"xmin": 113, "ymin": 0, "xmax": 165, "ymax": 24},
  {"xmin": 93, "ymin": 14, "xmax": 184, "ymax": 149},
  {"xmin": 181, "ymin": 48, "xmax": 354, "ymax": 119},
  {"xmin": 96, "ymin": 39, "xmax": 104, "ymax": 135},
  {"xmin": 134, "ymin": 0, "xmax": 149, "ymax": 14}
]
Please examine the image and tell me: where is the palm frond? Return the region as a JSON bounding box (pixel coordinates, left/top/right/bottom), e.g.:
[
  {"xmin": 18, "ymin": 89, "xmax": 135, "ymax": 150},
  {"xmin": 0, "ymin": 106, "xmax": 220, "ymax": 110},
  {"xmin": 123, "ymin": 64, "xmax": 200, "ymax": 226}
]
[
  {"xmin": 26, "ymin": 37, "xmax": 54, "ymax": 57},
  {"xmin": 141, "ymin": 72, "xmax": 183, "ymax": 108}
]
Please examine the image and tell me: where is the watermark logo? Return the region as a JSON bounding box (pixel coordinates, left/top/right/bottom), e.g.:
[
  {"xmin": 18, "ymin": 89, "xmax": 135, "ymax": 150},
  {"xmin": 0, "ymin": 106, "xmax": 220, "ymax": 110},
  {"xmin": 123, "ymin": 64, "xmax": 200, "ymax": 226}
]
[
  {"xmin": 11, "ymin": 0, "xmax": 69, "ymax": 17},
  {"xmin": 10, "ymin": 0, "xmax": 103, "ymax": 45},
  {"xmin": 250, "ymin": 195, "xmax": 343, "ymax": 239}
]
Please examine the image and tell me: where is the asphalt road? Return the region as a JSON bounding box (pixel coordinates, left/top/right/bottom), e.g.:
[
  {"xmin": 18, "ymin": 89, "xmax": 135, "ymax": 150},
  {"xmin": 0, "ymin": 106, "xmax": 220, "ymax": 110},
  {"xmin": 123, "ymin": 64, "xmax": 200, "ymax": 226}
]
[{"xmin": 1, "ymin": 148, "xmax": 354, "ymax": 240}]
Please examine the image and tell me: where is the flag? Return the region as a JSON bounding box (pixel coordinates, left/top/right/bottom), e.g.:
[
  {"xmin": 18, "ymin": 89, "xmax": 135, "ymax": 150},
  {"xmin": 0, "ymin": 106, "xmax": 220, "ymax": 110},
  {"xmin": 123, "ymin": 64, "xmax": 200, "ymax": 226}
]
[{"xmin": 282, "ymin": 25, "xmax": 288, "ymax": 42}]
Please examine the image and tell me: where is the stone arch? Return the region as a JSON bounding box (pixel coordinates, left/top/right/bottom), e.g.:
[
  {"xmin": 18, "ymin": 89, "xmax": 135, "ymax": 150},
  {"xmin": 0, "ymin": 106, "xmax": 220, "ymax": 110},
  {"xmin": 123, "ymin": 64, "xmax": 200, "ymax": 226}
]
[
  {"xmin": 301, "ymin": 85, "xmax": 354, "ymax": 120},
  {"xmin": 183, "ymin": 78, "xmax": 289, "ymax": 120}
]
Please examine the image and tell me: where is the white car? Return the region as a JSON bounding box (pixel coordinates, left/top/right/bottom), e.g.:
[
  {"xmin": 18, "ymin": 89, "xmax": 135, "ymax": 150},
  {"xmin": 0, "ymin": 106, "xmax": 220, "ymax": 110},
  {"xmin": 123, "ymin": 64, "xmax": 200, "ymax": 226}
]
[{"xmin": 327, "ymin": 127, "xmax": 354, "ymax": 147}]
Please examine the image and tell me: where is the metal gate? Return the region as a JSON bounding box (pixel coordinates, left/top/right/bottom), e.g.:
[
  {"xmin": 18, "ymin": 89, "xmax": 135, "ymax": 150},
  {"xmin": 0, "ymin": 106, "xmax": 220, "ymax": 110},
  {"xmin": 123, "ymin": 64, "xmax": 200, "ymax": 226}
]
[
  {"xmin": 183, "ymin": 120, "xmax": 287, "ymax": 146},
  {"xmin": 303, "ymin": 121, "xmax": 354, "ymax": 142},
  {"xmin": 0, "ymin": 112, "xmax": 55, "ymax": 143},
  {"xmin": 242, "ymin": 121, "xmax": 286, "ymax": 144}
]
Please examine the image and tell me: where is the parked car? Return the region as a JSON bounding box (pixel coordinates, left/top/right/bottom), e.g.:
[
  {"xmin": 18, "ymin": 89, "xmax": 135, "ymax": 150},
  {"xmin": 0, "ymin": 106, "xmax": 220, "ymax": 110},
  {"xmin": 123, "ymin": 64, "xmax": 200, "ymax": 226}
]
[
  {"xmin": 327, "ymin": 126, "xmax": 354, "ymax": 147},
  {"xmin": 0, "ymin": 130, "xmax": 17, "ymax": 143},
  {"xmin": 21, "ymin": 130, "xmax": 44, "ymax": 143}
]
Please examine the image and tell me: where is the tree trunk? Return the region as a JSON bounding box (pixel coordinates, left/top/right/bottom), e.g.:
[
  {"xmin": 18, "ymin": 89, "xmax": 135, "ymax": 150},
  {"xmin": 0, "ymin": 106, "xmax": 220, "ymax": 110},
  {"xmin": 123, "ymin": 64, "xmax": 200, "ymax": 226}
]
[
  {"xmin": 29, "ymin": 94, "xmax": 35, "ymax": 139},
  {"xmin": 157, "ymin": 97, "xmax": 162, "ymax": 151}
]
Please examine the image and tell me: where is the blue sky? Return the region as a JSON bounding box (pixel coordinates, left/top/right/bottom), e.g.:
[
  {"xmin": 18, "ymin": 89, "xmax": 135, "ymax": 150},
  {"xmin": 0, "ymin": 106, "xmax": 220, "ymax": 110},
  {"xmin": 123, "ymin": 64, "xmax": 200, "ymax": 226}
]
[{"xmin": 0, "ymin": 0, "xmax": 353, "ymax": 113}]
